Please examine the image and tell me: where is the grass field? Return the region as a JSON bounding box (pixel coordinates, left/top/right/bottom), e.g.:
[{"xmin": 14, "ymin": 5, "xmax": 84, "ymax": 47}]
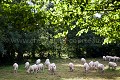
[{"xmin": 0, "ymin": 58, "xmax": 120, "ymax": 80}]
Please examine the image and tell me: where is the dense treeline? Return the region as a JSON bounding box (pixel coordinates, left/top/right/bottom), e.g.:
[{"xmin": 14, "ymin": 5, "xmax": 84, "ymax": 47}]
[{"xmin": 0, "ymin": 0, "xmax": 120, "ymax": 64}]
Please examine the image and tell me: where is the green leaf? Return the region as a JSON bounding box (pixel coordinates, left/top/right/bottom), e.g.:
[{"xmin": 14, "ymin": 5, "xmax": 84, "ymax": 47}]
[{"xmin": 76, "ymin": 29, "xmax": 88, "ymax": 36}]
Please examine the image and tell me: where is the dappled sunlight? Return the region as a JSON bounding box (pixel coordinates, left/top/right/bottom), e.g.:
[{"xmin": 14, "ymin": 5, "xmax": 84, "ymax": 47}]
[
  {"xmin": 104, "ymin": 65, "xmax": 120, "ymax": 71},
  {"xmin": 105, "ymin": 65, "xmax": 109, "ymax": 69},
  {"xmin": 0, "ymin": 0, "xmax": 120, "ymax": 80},
  {"xmin": 0, "ymin": 59, "xmax": 120, "ymax": 80},
  {"xmin": 116, "ymin": 67, "xmax": 120, "ymax": 70},
  {"xmin": 61, "ymin": 63, "xmax": 83, "ymax": 67},
  {"xmin": 75, "ymin": 64, "xmax": 83, "ymax": 67},
  {"xmin": 61, "ymin": 77, "xmax": 112, "ymax": 80},
  {"xmin": 115, "ymin": 77, "xmax": 120, "ymax": 80},
  {"xmin": 61, "ymin": 63, "xmax": 68, "ymax": 66}
]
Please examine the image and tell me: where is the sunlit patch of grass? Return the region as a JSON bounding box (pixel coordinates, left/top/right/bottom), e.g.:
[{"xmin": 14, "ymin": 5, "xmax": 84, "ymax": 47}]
[
  {"xmin": 61, "ymin": 77, "xmax": 114, "ymax": 80},
  {"xmin": 62, "ymin": 63, "xmax": 83, "ymax": 67},
  {"xmin": 0, "ymin": 58, "xmax": 120, "ymax": 80},
  {"xmin": 116, "ymin": 67, "xmax": 120, "ymax": 70}
]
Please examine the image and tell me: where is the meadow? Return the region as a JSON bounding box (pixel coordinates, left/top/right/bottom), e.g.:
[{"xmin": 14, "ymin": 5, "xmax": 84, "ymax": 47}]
[{"xmin": 0, "ymin": 58, "xmax": 120, "ymax": 80}]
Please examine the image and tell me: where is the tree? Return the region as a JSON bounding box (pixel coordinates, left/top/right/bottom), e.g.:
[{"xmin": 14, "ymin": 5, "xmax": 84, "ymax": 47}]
[
  {"xmin": 46, "ymin": 0, "xmax": 120, "ymax": 44},
  {"xmin": 0, "ymin": 0, "xmax": 120, "ymax": 64}
]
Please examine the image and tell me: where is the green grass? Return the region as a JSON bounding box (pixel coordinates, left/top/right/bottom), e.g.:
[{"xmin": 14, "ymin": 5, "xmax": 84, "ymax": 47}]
[{"xmin": 0, "ymin": 58, "xmax": 120, "ymax": 80}]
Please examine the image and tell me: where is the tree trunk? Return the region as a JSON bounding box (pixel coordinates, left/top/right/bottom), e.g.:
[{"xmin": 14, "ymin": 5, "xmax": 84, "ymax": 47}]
[
  {"xmin": 11, "ymin": 49, "xmax": 15, "ymax": 62},
  {"xmin": 32, "ymin": 44, "xmax": 36, "ymax": 59},
  {"xmin": 0, "ymin": 53, "xmax": 2, "ymax": 65},
  {"xmin": 17, "ymin": 49, "xmax": 23, "ymax": 62},
  {"xmin": 58, "ymin": 51, "xmax": 61, "ymax": 58},
  {"xmin": 2, "ymin": 50, "xmax": 11, "ymax": 64},
  {"xmin": 31, "ymin": 48, "xmax": 36, "ymax": 59},
  {"xmin": 47, "ymin": 52, "xmax": 50, "ymax": 58},
  {"xmin": 6, "ymin": 50, "xmax": 11, "ymax": 62}
]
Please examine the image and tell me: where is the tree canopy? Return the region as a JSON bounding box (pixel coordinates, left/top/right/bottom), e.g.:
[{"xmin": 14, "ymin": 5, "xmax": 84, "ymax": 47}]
[{"xmin": 0, "ymin": 0, "xmax": 120, "ymax": 63}]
